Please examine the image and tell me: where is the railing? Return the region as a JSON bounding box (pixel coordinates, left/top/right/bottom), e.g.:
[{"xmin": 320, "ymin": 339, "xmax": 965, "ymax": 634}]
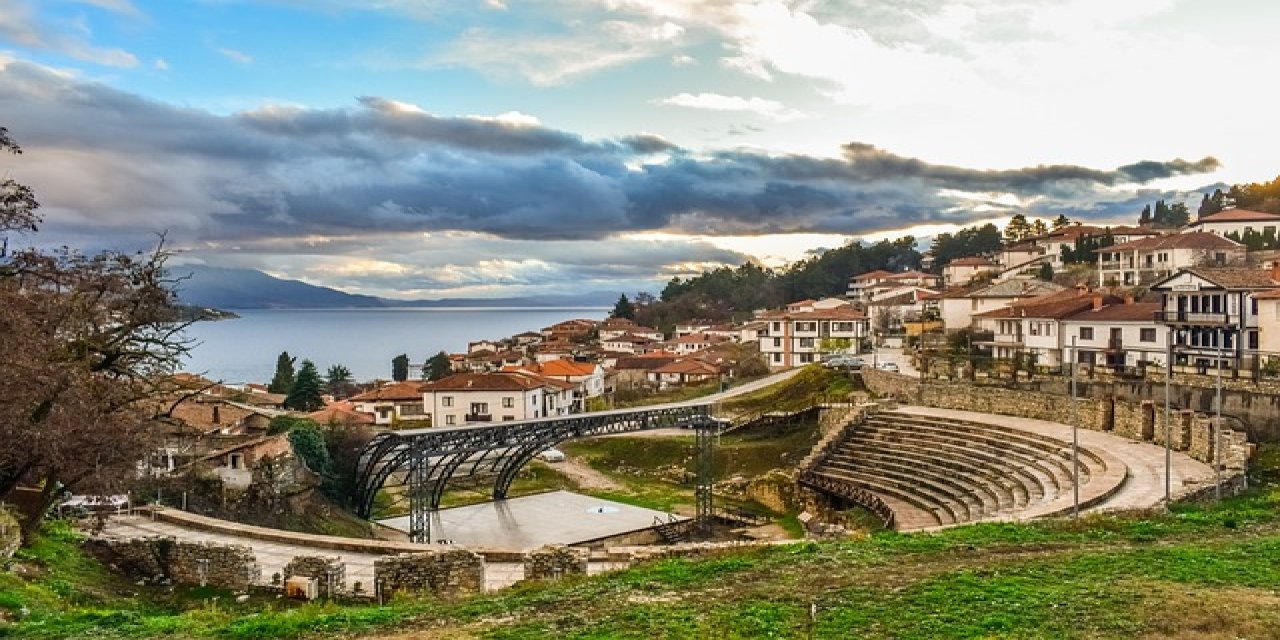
[
  {"xmin": 797, "ymin": 470, "xmax": 896, "ymax": 530},
  {"xmin": 464, "ymin": 413, "xmax": 492, "ymax": 422},
  {"xmin": 1106, "ymin": 338, "xmax": 1124, "ymax": 352},
  {"xmin": 1153, "ymin": 311, "xmax": 1237, "ymax": 325}
]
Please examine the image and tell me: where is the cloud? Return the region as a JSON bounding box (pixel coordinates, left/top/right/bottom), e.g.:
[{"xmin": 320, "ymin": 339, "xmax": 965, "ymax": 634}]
[
  {"xmin": 217, "ymin": 47, "xmax": 253, "ymax": 64},
  {"xmin": 0, "ymin": 57, "xmax": 1222, "ymax": 295},
  {"xmin": 654, "ymin": 92, "xmax": 804, "ymax": 121},
  {"xmin": 0, "ymin": 0, "xmax": 138, "ymax": 66}
]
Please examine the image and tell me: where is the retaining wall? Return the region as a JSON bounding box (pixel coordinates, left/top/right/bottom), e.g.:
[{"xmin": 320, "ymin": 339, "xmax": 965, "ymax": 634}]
[
  {"xmin": 89, "ymin": 536, "xmax": 260, "ymax": 590},
  {"xmin": 523, "ymin": 545, "xmax": 589, "ymax": 580},
  {"xmin": 282, "ymin": 555, "xmax": 346, "ymax": 597},
  {"xmin": 374, "ymin": 549, "xmax": 484, "ymax": 598}
]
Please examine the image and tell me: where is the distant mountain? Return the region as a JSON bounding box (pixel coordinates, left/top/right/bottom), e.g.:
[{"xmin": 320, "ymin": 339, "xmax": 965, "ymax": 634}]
[{"xmin": 174, "ymin": 265, "xmax": 618, "ymax": 309}]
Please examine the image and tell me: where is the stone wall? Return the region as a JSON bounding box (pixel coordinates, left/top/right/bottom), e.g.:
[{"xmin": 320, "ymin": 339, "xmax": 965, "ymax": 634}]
[
  {"xmin": 523, "ymin": 545, "xmax": 588, "ymax": 580},
  {"xmin": 282, "ymin": 555, "xmax": 346, "ymax": 597},
  {"xmin": 374, "ymin": 549, "xmax": 484, "ymax": 598},
  {"xmin": 89, "ymin": 536, "xmax": 260, "ymax": 589},
  {"xmin": 745, "ymin": 469, "xmax": 801, "ymax": 513},
  {"xmin": 0, "ymin": 507, "xmax": 19, "ymax": 560},
  {"xmin": 608, "ymin": 540, "xmax": 770, "ymax": 564}
]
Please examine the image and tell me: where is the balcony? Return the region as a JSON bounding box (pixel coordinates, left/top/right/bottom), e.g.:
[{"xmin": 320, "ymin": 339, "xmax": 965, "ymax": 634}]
[
  {"xmin": 464, "ymin": 413, "xmax": 492, "ymax": 422},
  {"xmin": 1105, "ymin": 338, "xmax": 1124, "ymax": 353},
  {"xmin": 1153, "ymin": 310, "xmax": 1237, "ymax": 326}
]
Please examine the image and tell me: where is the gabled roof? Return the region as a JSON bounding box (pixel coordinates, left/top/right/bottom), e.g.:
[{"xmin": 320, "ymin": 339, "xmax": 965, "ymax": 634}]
[
  {"xmin": 538, "ymin": 359, "xmax": 599, "ymax": 377},
  {"xmin": 1063, "ymin": 302, "xmax": 1161, "ymax": 322},
  {"xmin": 421, "ymin": 373, "xmax": 548, "ymax": 392},
  {"xmin": 757, "ymin": 307, "xmax": 868, "ymax": 320},
  {"xmin": 1098, "ymin": 231, "xmax": 1242, "ymax": 253},
  {"xmin": 614, "ymin": 355, "xmax": 678, "ymax": 370},
  {"xmin": 1191, "ymin": 208, "xmax": 1280, "ymax": 224},
  {"xmin": 947, "ymin": 256, "xmax": 996, "ymax": 267},
  {"xmin": 350, "ymin": 381, "xmax": 425, "ymax": 402},
  {"xmin": 851, "ymin": 270, "xmax": 896, "ymax": 281},
  {"xmin": 883, "ymin": 270, "xmax": 937, "ymax": 280},
  {"xmin": 967, "ymin": 279, "xmax": 1065, "ymax": 299},
  {"xmin": 651, "ymin": 359, "xmax": 721, "ymax": 375},
  {"xmin": 671, "ymin": 332, "xmax": 730, "ymax": 344},
  {"xmin": 307, "ymin": 401, "xmax": 375, "ymax": 425},
  {"xmin": 1179, "ymin": 267, "xmax": 1280, "ymax": 290}
]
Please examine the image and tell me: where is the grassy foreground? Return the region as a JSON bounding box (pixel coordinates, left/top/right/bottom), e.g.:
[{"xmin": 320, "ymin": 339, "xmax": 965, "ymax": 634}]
[{"xmin": 4, "ymin": 449, "xmax": 1279, "ymax": 639}]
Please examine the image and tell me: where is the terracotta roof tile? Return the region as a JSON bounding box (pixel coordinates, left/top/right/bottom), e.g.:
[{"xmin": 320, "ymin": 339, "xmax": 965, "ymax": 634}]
[
  {"xmin": 421, "ymin": 372, "xmax": 549, "ymax": 392},
  {"xmin": 1064, "ymin": 302, "xmax": 1161, "ymax": 322},
  {"xmin": 1098, "ymin": 231, "xmax": 1242, "ymax": 253},
  {"xmin": 1192, "ymin": 208, "xmax": 1280, "ymax": 224}
]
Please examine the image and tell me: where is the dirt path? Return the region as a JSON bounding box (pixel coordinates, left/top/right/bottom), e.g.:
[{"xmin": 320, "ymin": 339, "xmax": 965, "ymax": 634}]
[{"xmin": 545, "ymin": 456, "xmax": 624, "ymax": 491}]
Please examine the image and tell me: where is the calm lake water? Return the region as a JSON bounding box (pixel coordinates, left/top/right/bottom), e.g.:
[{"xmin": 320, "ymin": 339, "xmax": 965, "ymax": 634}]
[{"xmin": 181, "ymin": 307, "xmax": 608, "ymax": 384}]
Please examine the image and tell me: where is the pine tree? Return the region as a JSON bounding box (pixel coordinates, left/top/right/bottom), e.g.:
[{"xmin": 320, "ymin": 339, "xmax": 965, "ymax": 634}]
[
  {"xmin": 1153, "ymin": 200, "xmax": 1171, "ymax": 226},
  {"xmin": 325, "ymin": 364, "xmax": 353, "ymax": 397},
  {"xmin": 611, "ymin": 294, "xmax": 636, "ymax": 320},
  {"xmin": 421, "ymin": 350, "xmax": 452, "ymax": 381},
  {"xmin": 1037, "ymin": 263, "xmax": 1054, "ymax": 282},
  {"xmin": 268, "ymin": 351, "xmax": 296, "ymax": 394},
  {"xmin": 392, "ymin": 354, "xmax": 410, "ymax": 382},
  {"xmin": 1030, "ymin": 219, "xmax": 1048, "ymax": 236},
  {"xmin": 1052, "ymin": 214, "xmax": 1070, "ymax": 230},
  {"xmin": 1138, "ymin": 204, "xmax": 1152, "ymax": 226},
  {"xmin": 1004, "ymin": 214, "xmax": 1031, "ymax": 242},
  {"xmin": 285, "ymin": 359, "xmax": 325, "ymax": 411},
  {"xmin": 1167, "ymin": 202, "xmax": 1190, "ymax": 227}
]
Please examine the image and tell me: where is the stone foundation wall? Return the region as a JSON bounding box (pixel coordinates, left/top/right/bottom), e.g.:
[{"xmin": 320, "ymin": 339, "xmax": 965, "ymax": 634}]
[
  {"xmin": 90, "ymin": 536, "xmax": 259, "ymax": 589},
  {"xmin": 282, "ymin": 555, "xmax": 346, "ymax": 597},
  {"xmin": 609, "ymin": 540, "xmax": 770, "ymax": 563},
  {"xmin": 374, "ymin": 549, "xmax": 484, "ymax": 598},
  {"xmin": 523, "ymin": 545, "xmax": 588, "ymax": 580}
]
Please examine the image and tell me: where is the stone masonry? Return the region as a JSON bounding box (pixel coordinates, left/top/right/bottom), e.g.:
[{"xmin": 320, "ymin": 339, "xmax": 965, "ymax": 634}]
[
  {"xmin": 282, "ymin": 555, "xmax": 346, "ymax": 597},
  {"xmin": 0, "ymin": 507, "xmax": 19, "ymax": 560},
  {"xmin": 523, "ymin": 545, "xmax": 589, "ymax": 581},
  {"xmin": 90, "ymin": 536, "xmax": 260, "ymax": 590},
  {"xmin": 374, "ymin": 549, "xmax": 484, "ymax": 598}
]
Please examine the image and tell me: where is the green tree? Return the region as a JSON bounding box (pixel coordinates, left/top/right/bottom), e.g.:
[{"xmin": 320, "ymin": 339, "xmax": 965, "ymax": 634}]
[
  {"xmin": 325, "ymin": 364, "xmax": 354, "ymax": 397},
  {"xmin": 287, "ymin": 423, "xmax": 332, "ymax": 477},
  {"xmin": 1037, "ymin": 262, "xmax": 1054, "ymax": 282},
  {"xmin": 285, "ymin": 359, "xmax": 325, "ymax": 411},
  {"xmin": 1030, "ymin": 219, "xmax": 1049, "ymax": 236},
  {"xmin": 1167, "ymin": 202, "xmax": 1191, "ymax": 227},
  {"xmin": 1052, "ymin": 214, "xmax": 1070, "ymax": 230},
  {"xmin": 932, "ymin": 223, "xmax": 1002, "ymax": 268},
  {"xmin": 421, "ymin": 350, "xmax": 452, "ymax": 381},
  {"xmin": 268, "ymin": 351, "xmax": 296, "ymax": 394},
  {"xmin": 391, "ymin": 353, "xmax": 410, "ymax": 382},
  {"xmin": 1003, "ymin": 214, "xmax": 1032, "ymax": 242},
  {"xmin": 1138, "ymin": 204, "xmax": 1152, "ymax": 226},
  {"xmin": 611, "ymin": 294, "xmax": 636, "ymax": 320},
  {"xmin": 267, "ymin": 415, "xmax": 317, "ymax": 435}
]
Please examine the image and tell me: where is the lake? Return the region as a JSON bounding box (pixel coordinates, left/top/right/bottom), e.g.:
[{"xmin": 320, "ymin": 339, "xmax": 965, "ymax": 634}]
[{"xmin": 181, "ymin": 307, "xmax": 608, "ymax": 384}]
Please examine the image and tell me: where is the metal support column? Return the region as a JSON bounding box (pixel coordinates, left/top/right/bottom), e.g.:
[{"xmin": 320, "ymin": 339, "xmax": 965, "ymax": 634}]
[
  {"xmin": 408, "ymin": 441, "xmax": 431, "ymax": 544},
  {"xmin": 694, "ymin": 419, "xmax": 715, "ymax": 537}
]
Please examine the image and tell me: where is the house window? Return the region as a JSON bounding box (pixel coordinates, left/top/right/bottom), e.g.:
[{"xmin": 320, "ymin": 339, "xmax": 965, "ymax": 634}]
[
  {"xmin": 799, "ymin": 353, "xmax": 814, "ymax": 363},
  {"xmin": 773, "ymin": 337, "xmax": 782, "ymax": 348},
  {"xmin": 503, "ymin": 415, "xmax": 515, "ymax": 422},
  {"xmin": 445, "ymin": 415, "xmax": 456, "ymax": 425},
  {"xmin": 502, "ymin": 397, "xmax": 515, "ymax": 408},
  {"xmin": 470, "ymin": 402, "xmax": 489, "ymax": 415},
  {"xmin": 796, "ymin": 322, "xmax": 816, "ymax": 332},
  {"xmin": 798, "ymin": 338, "xmax": 814, "ymax": 348},
  {"xmin": 772, "ymin": 353, "xmax": 782, "ymax": 363},
  {"xmin": 1214, "ymin": 252, "xmax": 1227, "ymax": 265},
  {"xmin": 1029, "ymin": 324, "xmax": 1039, "ymax": 336},
  {"xmin": 771, "ymin": 322, "xmax": 781, "ymax": 332},
  {"xmin": 1249, "ymin": 331, "xmax": 1259, "ymax": 350},
  {"xmin": 228, "ymin": 453, "xmax": 244, "ymax": 470},
  {"xmin": 441, "ymin": 396, "xmax": 454, "ymax": 407},
  {"xmin": 1080, "ymin": 327, "xmax": 1094, "ymax": 340},
  {"xmin": 1140, "ymin": 328, "xmax": 1157, "ymax": 342}
]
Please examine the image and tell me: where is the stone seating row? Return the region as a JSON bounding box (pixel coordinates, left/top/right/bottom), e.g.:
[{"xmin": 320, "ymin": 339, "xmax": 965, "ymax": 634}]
[{"xmin": 809, "ymin": 410, "xmax": 1117, "ymax": 529}]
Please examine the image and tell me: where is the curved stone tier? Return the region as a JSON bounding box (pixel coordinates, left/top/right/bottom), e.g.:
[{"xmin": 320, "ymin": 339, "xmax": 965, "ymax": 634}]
[{"xmin": 808, "ymin": 408, "xmax": 1128, "ymax": 530}]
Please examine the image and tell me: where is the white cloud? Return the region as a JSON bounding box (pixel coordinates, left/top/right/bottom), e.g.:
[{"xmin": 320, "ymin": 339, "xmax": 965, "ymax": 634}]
[
  {"xmin": 217, "ymin": 47, "xmax": 253, "ymax": 64},
  {"xmin": 153, "ymin": 58, "xmax": 168, "ymax": 70},
  {"xmin": 0, "ymin": 0, "xmax": 138, "ymax": 66},
  {"xmin": 70, "ymin": 0, "xmax": 143, "ymax": 18},
  {"xmin": 654, "ymin": 92, "xmax": 804, "ymax": 121},
  {"xmin": 671, "ymin": 53, "xmax": 695, "ymax": 66}
]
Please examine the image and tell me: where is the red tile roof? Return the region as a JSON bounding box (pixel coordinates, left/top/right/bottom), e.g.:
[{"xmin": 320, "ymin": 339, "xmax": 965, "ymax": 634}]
[
  {"xmin": 307, "ymin": 402, "xmax": 375, "ymax": 425},
  {"xmin": 884, "ymin": 270, "xmax": 938, "ymax": 280},
  {"xmin": 350, "ymin": 381, "xmax": 426, "ymax": 402},
  {"xmin": 1192, "ymin": 208, "xmax": 1280, "ymax": 224},
  {"xmin": 1064, "ymin": 302, "xmax": 1161, "ymax": 322},
  {"xmin": 1098, "ymin": 231, "xmax": 1242, "ymax": 253},
  {"xmin": 851, "ymin": 270, "xmax": 895, "ymax": 281},
  {"xmin": 947, "ymin": 256, "xmax": 996, "ymax": 267},
  {"xmin": 651, "ymin": 359, "xmax": 722, "ymax": 375},
  {"xmin": 757, "ymin": 307, "xmax": 868, "ymax": 320},
  {"xmin": 538, "ymin": 359, "xmax": 598, "ymax": 377},
  {"xmin": 422, "ymin": 372, "xmax": 550, "ymax": 392}
]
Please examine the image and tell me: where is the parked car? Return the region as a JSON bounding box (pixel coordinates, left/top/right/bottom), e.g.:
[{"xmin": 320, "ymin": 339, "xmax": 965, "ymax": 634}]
[
  {"xmin": 537, "ymin": 448, "xmax": 566, "ymax": 463},
  {"xmin": 823, "ymin": 355, "xmax": 865, "ymax": 369},
  {"xmin": 877, "ymin": 361, "xmax": 900, "ymax": 372}
]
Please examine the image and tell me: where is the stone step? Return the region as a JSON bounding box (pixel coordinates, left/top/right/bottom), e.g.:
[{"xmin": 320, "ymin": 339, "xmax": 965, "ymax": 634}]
[
  {"xmin": 816, "ymin": 467, "xmax": 966, "ymax": 525},
  {"xmin": 881, "ymin": 412, "xmax": 1111, "ymax": 469},
  {"xmin": 818, "ymin": 457, "xmax": 989, "ymax": 519},
  {"xmin": 824, "ymin": 449, "xmax": 1015, "ymax": 513},
  {"xmin": 834, "ymin": 434, "xmax": 1046, "ymax": 504}
]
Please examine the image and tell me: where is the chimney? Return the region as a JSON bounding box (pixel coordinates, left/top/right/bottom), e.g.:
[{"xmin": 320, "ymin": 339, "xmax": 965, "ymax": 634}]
[{"xmin": 1092, "ymin": 294, "xmax": 1103, "ymax": 311}]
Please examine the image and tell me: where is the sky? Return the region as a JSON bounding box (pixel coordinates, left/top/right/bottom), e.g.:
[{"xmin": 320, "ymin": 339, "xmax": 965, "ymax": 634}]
[{"xmin": 1, "ymin": 0, "xmax": 1278, "ymax": 300}]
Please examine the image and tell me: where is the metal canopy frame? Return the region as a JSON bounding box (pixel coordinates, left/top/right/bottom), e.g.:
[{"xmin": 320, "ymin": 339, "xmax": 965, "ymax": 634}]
[{"xmin": 353, "ymin": 403, "xmax": 719, "ymax": 543}]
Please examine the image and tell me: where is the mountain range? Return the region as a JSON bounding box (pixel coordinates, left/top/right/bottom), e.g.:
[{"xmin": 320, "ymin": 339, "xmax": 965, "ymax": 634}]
[{"xmin": 172, "ymin": 266, "xmax": 619, "ymax": 309}]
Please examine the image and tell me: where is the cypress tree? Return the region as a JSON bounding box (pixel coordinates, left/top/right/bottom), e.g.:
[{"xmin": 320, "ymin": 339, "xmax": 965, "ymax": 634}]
[
  {"xmin": 612, "ymin": 294, "xmax": 636, "ymax": 320},
  {"xmin": 392, "ymin": 354, "xmax": 410, "ymax": 382},
  {"xmin": 268, "ymin": 351, "xmax": 296, "ymax": 394}
]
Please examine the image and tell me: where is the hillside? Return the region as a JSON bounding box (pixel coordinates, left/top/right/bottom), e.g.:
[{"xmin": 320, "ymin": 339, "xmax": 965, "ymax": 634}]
[
  {"xmin": 173, "ymin": 265, "xmax": 619, "ymax": 309},
  {"xmin": 3, "ymin": 447, "xmax": 1278, "ymax": 639}
]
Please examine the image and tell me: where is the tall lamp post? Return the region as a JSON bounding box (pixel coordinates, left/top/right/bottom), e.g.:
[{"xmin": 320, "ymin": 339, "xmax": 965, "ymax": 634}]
[
  {"xmin": 1214, "ymin": 328, "xmax": 1224, "ymax": 502},
  {"xmin": 1163, "ymin": 327, "xmax": 1172, "ymax": 505},
  {"xmin": 1070, "ymin": 335, "xmax": 1080, "ymax": 519}
]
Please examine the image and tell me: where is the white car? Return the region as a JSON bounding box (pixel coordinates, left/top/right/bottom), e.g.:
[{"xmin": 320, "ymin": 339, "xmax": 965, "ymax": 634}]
[
  {"xmin": 877, "ymin": 362, "xmax": 900, "ymax": 372},
  {"xmin": 537, "ymin": 448, "xmax": 566, "ymax": 463}
]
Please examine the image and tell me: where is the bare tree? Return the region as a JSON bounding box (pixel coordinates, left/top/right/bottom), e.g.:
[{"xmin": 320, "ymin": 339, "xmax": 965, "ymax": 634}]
[{"xmin": 0, "ymin": 128, "xmax": 191, "ymax": 541}]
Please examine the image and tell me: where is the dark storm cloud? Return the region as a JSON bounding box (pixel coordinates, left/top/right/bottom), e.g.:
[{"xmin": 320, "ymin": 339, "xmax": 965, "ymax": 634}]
[{"xmin": 0, "ymin": 58, "xmax": 1222, "ymax": 249}]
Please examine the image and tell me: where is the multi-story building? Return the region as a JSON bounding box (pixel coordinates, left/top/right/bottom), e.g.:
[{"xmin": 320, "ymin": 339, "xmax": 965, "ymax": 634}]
[
  {"xmin": 351, "ymin": 381, "xmax": 430, "ymax": 426},
  {"xmin": 1096, "ymin": 232, "xmax": 1244, "ymax": 287},
  {"xmin": 420, "ymin": 372, "xmax": 575, "ymax": 427},
  {"xmin": 1061, "ymin": 301, "xmax": 1166, "ymax": 369},
  {"xmin": 847, "ymin": 270, "xmax": 940, "ymax": 300},
  {"xmin": 943, "ymin": 256, "xmax": 998, "ymax": 286},
  {"xmin": 973, "ymin": 289, "xmax": 1103, "ymax": 369},
  {"xmin": 938, "ymin": 279, "xmax": 1065, "ymax": 332},
  {"xmin": 1151, "ymin": 266, "xmax": 1280, "ymax": 372},
  {"xmin": 757, "ymin": 306, "xmax": 869, "ymax": 369}
]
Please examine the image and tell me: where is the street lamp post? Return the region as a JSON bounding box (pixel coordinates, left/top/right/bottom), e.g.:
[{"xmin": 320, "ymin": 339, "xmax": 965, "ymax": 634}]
[
  {"xmin": 1070, "ymin": 335, "xmax": 1080, "ymax": 519},
  {"xmin": 1164, "ymin": 327, "xmax": 1172, "ymax": 505},
  {"xmin": 1215, "ymin": 329, "xmax": 1224, "ymax": 502}
]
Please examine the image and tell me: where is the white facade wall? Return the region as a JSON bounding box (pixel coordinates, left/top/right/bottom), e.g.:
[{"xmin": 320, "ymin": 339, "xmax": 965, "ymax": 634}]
[
  {"xmin": 1061, "ymin": 321, "xmax": 1168, "ymax": 368},
  {"xmin": 1194, "ymin": 219, "xmax": 1280, "ymax": 237}
]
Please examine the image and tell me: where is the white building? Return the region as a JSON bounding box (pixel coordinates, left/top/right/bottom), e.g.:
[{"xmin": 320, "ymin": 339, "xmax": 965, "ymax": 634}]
[
  {"xmin": 1061, "ymin": 301, "xmax": 1166, "ymax": 369},
  {"xmin": 973, "ymin": 289, "xmax": 1101, "ymax": 369},
  {"xmin": 1151, "ymin": 266, "xmax": 1280, "ymax": 373},
  {"xmin": 943, "ymin": 256, "xmax": 998, "ymax": 286},
  {"xmin": 420, "ymin": 372, "xmax": 575, "ymax": 427},
  {"xmin": 350, "ymin": 381, "xmax": 430, "ymax": 426},
  {"xmin": 939, "ymin": 279, "xmax": 1065, "ymax": 332},
  {"xmin": 1096, "ymin": 232, "xmax": 1245, "ymax": 287},
  {"xmin": 1187, "ymin": 208, "xmax": 1280, "ymax": 237}
]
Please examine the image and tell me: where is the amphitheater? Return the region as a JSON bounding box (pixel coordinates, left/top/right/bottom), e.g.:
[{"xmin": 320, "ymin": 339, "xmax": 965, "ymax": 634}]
[{"xmin": 800, "ymin": 405, "xmax": 1223, "ymax": 531}]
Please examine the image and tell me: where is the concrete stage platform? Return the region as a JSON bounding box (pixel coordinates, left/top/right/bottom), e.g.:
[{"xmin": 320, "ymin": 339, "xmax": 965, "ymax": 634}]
[{"xmin": 377, "ymin": 490, "xmax": 684, "ymax": 550}]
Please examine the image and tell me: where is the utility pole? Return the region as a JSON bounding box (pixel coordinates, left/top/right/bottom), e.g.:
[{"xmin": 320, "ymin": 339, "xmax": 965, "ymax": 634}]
[
  {"xmin": 1070, "ymin": 335, "xmax": 1079, "ymax": 519},
  {"xmin": 1215, "ymin": 329, "xmax": 1224, "ymax": 502},
  {"xmin": 1163, "ymin": 328, "xmax": 1172, "ymax": 505}
]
